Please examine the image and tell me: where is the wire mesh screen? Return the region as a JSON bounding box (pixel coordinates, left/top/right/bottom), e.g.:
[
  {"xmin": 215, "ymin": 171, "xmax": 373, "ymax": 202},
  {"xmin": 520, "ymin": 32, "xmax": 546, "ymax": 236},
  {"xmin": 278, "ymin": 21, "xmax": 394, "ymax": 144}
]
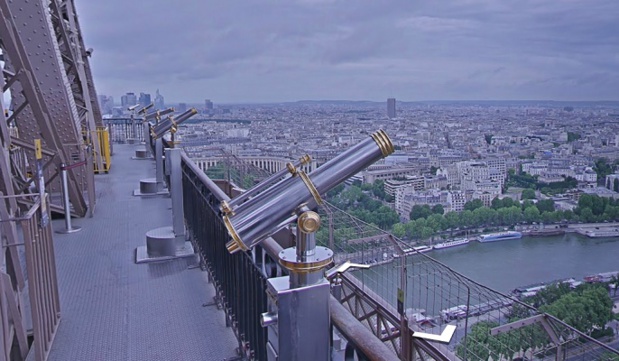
[
  {"xmin": 215, "ymin": 157, "xmax": 619, "ymax": 360},
  {"xmin": 317, "ymin": 201, "xmax": 619, "ymax": 361},
  {"xmin": 193, "ymin": 150, "xmax": 272, "ymax": 189}
]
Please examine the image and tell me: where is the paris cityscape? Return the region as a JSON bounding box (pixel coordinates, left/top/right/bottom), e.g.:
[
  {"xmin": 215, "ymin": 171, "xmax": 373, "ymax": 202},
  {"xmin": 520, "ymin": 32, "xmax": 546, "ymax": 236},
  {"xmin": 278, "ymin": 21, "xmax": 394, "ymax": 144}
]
[{"xmin": 1, "ymin": 0, "xmax": 618, "ymax": 360}]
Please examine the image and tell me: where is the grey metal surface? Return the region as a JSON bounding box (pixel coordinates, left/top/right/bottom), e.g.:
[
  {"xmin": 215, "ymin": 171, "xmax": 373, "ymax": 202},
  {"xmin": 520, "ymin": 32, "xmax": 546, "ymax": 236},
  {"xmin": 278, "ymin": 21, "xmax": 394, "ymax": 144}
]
[
  {"xmin": 46, "ymin": 144, "xmax": 238, "ymax": 361},
  {"xmin": 134, "ymin": 178, "xmax": 168, "ymax": 197},
  {"xmin": 167, "ymin": 149, "xmax": 185, "ymax": 237},
  {"xmin": 145, "ymin": 226, "xmax": 179, "ymax": 257},
  {"xmin": 136, "ymin": 241, "xmax": 195, "ymax": 264},
  {"xmin": 265, "ymin": 276, "xmax": 331, "ymax": 361},
  {"xmin": 155, "ymin": 139, "xmax": 165, "ymax": 190},
  {"xmin": 4, "ymin": 0, "xmax": 90, "ymax": 216}
]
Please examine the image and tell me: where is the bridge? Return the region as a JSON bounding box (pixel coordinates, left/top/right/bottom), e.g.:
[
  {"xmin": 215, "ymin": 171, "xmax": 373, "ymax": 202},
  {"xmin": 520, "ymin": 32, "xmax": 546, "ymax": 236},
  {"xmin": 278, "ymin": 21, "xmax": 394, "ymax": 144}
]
[{"xmin": 1, "ymin": 1, "xmax": 618, "ymax": 360}]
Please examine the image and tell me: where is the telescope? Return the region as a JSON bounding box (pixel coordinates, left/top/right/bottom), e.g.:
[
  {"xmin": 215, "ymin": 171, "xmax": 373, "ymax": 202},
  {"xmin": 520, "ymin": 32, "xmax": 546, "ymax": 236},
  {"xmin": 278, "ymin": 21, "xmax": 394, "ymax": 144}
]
[
  {"xmin": 220, "ymin": 154, "xmax": 312, "ymax": 214},
  {"xmin": 127, "ymin": 104, "xmax": 140, "ymax": 111},
  {"xmin": 144, "ymin": 107, "xmax": 175, "ymax": 122},
  {"xmin": 151, "ymin": 108, "xmax": 198, "ymax": 139},
  {"xmin": 222, "ymin": 129, "xmax": 394, "ymax": 253},
  {"xmin": 136, "ymin": 103, "xmax": 154, "ymax": 115}
]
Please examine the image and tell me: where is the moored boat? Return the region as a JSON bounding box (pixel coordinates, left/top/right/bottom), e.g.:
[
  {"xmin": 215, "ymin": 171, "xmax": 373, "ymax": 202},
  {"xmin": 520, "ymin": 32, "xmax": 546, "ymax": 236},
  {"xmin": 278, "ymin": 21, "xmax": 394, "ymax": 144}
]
[
  {"xmin": 478, "ymin": 231, "xmax": 522, "ymax": 243},
  {"xmin": 433, "ymin": 238, "xmax": 470, "ymax": 250}
]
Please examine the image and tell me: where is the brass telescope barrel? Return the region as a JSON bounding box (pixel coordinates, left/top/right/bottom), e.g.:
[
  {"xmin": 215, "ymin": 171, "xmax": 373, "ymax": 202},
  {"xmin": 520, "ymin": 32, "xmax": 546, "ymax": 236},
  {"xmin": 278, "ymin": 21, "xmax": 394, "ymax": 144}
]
[
  {"xmin": 151, "ymin": 108, "xmax": 198, "ymax": 138},
  {"xmin": 223, "ymin": 129, "xmax": 393, "ymax": 253},
  {"xmin": 144, "ymin": 107, "xmax": 175, "ymax": 121},
  {"xmin": 137, "ymin": 103, "xmax": 154, "ymax": 115}
]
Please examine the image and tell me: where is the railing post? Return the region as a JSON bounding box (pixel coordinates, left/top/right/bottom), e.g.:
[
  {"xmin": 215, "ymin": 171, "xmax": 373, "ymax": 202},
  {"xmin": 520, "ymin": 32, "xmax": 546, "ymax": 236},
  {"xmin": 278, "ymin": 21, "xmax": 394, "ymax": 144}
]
[
  {"xmin": 56, "ymin": 163, "xmax": 81, "ymax": 234},
  {"xmin": 131, "ymin": 113, "xmax": 137, "ymax": 141},
  {"xmin": 143, "ymin": 121, "xmax": 152, "ymax": 157},
  {"xmin": 155, "ymin": 138, "xmax": 165, "ymax": 192},
  {"xmin": 168, "ymin": 148, "xmax": 184, "ymax": 237},
  {"xmin": 261, "ymin": 208, "xmax": 333, "ymax": 361}
]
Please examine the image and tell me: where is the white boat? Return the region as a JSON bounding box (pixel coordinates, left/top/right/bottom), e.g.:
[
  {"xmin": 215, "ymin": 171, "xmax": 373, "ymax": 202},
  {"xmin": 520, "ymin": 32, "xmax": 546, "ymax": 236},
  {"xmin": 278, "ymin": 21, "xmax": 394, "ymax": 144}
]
[
  {"xmin": 395, "ymin": 245, "xmax": 432, "ymax": 257},
  {"xmin": 433, "ymin": 238, "xmax": 470, "ymax": 250},
  {"xmin": 478, "ymin": 231, "xmax": 522, "ymax": 243},
  {"xmin": 412, "ymin": 245, "xmax": 432, "ymax": 253}
]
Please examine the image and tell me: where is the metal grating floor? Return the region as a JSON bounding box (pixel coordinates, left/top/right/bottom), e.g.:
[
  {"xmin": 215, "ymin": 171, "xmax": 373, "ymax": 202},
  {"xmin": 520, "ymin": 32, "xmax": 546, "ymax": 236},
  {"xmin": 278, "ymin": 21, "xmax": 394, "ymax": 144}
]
[{"xmin": 45, "ymin": 144, "xmax": 238, "ymax": 361}]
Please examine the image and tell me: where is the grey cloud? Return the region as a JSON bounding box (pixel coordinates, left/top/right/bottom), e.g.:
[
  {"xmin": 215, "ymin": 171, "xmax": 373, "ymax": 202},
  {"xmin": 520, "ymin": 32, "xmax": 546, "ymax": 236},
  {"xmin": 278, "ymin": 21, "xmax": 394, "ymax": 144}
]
[{"xmin": 75, "ymin": 0, "xmax": 619, "ymax": 102}]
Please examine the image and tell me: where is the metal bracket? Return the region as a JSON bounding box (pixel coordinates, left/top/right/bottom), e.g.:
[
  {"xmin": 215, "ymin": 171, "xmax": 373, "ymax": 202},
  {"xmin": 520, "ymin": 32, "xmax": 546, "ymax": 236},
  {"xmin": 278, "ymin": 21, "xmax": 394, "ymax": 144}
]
[
  {"xmin": 326, "ymin": 261, "xmax": 370, "ymax": 279},
  {"xmin": 412, "ymin": 325, "xmax": 456, "ymax": 343}
]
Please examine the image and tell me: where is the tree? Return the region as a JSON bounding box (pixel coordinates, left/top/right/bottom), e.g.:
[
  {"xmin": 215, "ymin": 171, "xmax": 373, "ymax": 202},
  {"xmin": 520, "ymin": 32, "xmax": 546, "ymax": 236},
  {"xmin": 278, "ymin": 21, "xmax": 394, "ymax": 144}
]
[
  {"xmin": 460, "ymin": 210, "xmax": 475, "ymax": 228},
  {"xmin": 610, "ymin": 275, "xmax": 619, "ymax": 297},
  {"xmin": 464, "ymin": 199, "xmax": 484, "ymax": 212},
  {"xmin": 594, "ymin": 158, "xmax": 613, "ymax": 185},
  {"xmin": 392, "ymin": 223, "xmax": 406, "ymax": 238},
  {"xmin": 444, "ymin": 211, "xmax": 460, "ymax": 230},
  {"xmin": 536, "ymin": 199, "xmax": 555, "ymax": 213},
  {"xmin": 371, "ymin": 179, "xmax": 387, "ymax": 200},
  {"xmin": 577, "ymin": 193, "xmax": 593, "ymax": 211},
  {"xmin": 521, "ymin": 188, "xmax": 536, "ymax": 200},
  {"xmin": 473, "ymin": 207, "xmax": 498, "ymax": 226},
  {"xmin": 541, "ymin": 211, "xmax": 560, "ymax": 224},
  {"xmin": 431, "ymin": 204, "xmax": 444, "ymax": 215},
  {"xmin": 455, "ymin": 321, "xmax": 515, "ymax": 361},
  {"xmin": 614, "ymin": 178, "xmax": 619, "ymax": 193},
  {"xmin": 491, "ymin": 197, "xmax": 503, "ymax": 210},
  {"xmin": 579, "ymin": 207, "xmax": 595, "ymax": 222},
  {"xmin": 540, "ymin": 285, "xmax": 614, "ymax": 335},
  {"xmin": 525, "ymin": 283, "xmax": 572, "ymax": 308},
  {"xmin": 484, "ymin": 134, "xmax": 493, "ymax": 145},
  {"xmin": 326, "ymin": 183, "xmax": 345, "ymax": 198},
  {"xmin": 524, "ymin": 206, "xmax": 541, "ymax": 223},
  {"xmin": 410, "ymin": 205, "xmax": 432, "ymax": 221},
  {"xmin": 567, "ymin": 131, "xmax": 581, "ymax": 142},
  {"xmin": 599, "ymin": 352, "xmax": 619, "ymax": 361},
  {"xmin": 591, "ymin": 195, "xmax": 605, "ymax": 216},
  {"xmin": 205, "ymin": 164, "xmax": 226, "ymax": 179}
]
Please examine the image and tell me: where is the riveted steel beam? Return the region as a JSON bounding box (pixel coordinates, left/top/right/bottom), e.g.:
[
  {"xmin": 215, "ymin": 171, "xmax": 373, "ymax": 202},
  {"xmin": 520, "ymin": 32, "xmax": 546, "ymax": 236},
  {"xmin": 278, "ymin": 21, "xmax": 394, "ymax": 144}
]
[{"xmin": 0, "ymin": 0, "xmax": 89, "ymax": 216}]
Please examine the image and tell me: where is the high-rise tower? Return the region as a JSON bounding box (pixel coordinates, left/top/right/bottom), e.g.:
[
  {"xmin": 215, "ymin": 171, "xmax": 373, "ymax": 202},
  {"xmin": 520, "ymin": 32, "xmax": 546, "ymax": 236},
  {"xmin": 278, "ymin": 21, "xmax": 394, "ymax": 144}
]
[{"xmin": 387, "ymin": 98, "xmax": 396, "ymax": 119}]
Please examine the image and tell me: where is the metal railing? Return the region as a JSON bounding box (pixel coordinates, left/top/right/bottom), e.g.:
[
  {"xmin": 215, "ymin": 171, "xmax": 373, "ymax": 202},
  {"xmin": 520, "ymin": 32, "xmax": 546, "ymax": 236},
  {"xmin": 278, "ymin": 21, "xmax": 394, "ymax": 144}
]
[
  {"xmin": 0, "ymin": 195, "xmax": 61, "ymax": 361},
  {"xmin": 104, "ymin": 118, "xmax": 144, "ymax": 144},
  {"xmin": 177, "ymin": 150, "xmax": 398, "ymax": 360},
  {"xmin": 180, "ymin": 153, "xmax": 268, "ymax": 360}
]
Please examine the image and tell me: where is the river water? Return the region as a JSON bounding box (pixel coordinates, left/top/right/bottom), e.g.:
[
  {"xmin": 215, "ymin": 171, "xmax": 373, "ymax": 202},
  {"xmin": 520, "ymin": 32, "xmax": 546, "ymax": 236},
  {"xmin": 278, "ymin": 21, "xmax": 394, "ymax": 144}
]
[{"xmin": 425, "ymin": 233, "xmax": 619, "ymax": 293}]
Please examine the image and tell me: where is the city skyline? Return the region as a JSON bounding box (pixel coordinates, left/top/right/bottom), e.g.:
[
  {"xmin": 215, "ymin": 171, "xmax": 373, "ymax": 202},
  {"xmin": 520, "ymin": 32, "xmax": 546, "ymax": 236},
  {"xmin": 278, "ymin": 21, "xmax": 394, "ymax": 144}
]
[{"xmin": 76, "ymin": 1, "xmax": 619, "ymax": 103}]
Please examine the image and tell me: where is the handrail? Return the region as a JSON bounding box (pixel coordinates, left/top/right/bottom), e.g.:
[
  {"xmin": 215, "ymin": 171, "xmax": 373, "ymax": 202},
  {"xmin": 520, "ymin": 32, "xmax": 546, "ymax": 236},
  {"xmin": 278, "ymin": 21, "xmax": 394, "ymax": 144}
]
[
  {"xmin": 180, "ymin": 151, "xmax": 228, "ymax": 201},
  {"xmin": 330, "ymin": 297, "xmax": 399, "ymax": 361}
]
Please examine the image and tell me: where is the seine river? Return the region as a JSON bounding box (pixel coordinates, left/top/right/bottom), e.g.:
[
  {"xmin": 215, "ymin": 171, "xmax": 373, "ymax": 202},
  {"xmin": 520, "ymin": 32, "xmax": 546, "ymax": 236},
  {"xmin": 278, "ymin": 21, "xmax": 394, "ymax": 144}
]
[{"xmin": 425, "ymin": 233, "xmax": 619, "ymax": 293}]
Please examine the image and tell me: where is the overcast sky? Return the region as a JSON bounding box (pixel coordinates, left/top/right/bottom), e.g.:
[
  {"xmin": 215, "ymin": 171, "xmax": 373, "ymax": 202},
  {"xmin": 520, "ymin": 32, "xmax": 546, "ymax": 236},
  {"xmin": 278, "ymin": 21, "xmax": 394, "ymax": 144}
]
[{"xmin": 75, "ymin": 0, "xmax": 619, "ymax": 103}]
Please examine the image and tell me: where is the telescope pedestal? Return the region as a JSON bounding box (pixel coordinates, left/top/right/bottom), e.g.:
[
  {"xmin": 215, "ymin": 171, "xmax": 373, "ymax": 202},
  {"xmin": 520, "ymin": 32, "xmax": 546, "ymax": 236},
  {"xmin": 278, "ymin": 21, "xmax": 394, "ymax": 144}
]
[
  {"xmin": 132, "ymin": 149, "xmax": 153, "ymax": 160},
  {"xmin": 135, "ymin": 226, "xmax": 194, "ymax": 264},
  {"xmin": 263, "ymin": 276, "xmax": 331, "ymax": 361},
  {"xmin": 135, "ymin": 148, "xmax": 192, "ymax": 264},
  {"xmin": 133, "ymin": 177, "xmax": 168, "ymax": 197}
]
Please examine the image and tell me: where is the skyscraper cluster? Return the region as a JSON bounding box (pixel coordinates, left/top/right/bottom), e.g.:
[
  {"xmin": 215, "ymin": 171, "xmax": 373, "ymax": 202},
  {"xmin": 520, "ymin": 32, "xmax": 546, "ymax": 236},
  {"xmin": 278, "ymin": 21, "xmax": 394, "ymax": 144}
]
[
  {"xmin": 139, "ymin": 92, "xmax": 151, "ymax": 107},
  {"xmin": 121, "ymin": 92, "xmax": 137, "ymax": 108},
  {"xmin": 154, "ymin": 89, "xmax": 165, "ymax": 109},
  {"xmin": 98, "ymin": 95, "xmax": 114, "ymax": 114}
]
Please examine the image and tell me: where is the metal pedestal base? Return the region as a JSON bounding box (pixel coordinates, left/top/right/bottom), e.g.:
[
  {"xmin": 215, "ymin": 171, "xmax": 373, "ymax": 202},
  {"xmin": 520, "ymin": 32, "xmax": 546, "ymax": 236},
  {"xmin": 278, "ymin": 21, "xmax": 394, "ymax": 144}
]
[
  {"xmin": 135, "ymin": 226, "xmax": 194, "ymax": 264},
  {"xmin": 131, "ymin": 149, "xmax": 153, "ymax": 160},
  {"xmin": 55, "ymin": 226, "xmax": 82, "ymax": 234},
  {"xmin": 133, "ymin": 178, "xmax": 168, "ymax": 197}
]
